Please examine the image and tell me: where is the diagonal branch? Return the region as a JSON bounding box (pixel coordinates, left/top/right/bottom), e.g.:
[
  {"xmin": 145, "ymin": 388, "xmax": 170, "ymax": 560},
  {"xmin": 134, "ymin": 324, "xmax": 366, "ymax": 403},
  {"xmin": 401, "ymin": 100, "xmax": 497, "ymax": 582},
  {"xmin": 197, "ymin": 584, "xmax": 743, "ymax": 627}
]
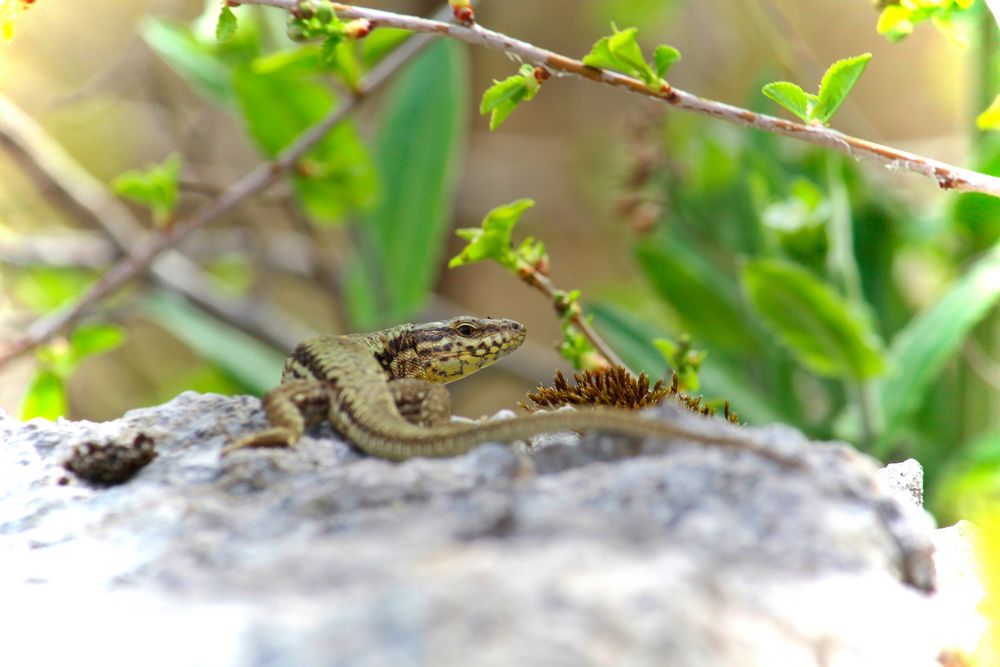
[
  {"xmin": 0, "ymin": 94, "xmax": 313, "ymax": 351},
  {"xmin": 241, "ymin": 0, "xmax": 1000, "ymax": 198},
  {"xmin": 0, "ymin": 6, "xmax": 452, "ymax": 369}
]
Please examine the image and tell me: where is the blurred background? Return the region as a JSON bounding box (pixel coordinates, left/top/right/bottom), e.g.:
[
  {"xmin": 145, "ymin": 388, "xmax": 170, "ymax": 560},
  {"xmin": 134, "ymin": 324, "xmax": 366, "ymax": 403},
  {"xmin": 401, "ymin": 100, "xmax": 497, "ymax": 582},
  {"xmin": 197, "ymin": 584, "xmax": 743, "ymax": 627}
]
[{"xmin": 0, "ymin": 0, "xmax": 996, "ymax": 518}]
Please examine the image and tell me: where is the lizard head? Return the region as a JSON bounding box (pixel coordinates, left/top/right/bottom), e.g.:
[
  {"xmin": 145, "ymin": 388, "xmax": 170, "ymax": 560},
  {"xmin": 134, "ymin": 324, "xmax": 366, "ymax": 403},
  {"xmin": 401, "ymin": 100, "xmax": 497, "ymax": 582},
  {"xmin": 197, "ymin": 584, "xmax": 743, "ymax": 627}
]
[{"xmin": 409, "ymin": 316, "xmax": 527, "ymax": 384}]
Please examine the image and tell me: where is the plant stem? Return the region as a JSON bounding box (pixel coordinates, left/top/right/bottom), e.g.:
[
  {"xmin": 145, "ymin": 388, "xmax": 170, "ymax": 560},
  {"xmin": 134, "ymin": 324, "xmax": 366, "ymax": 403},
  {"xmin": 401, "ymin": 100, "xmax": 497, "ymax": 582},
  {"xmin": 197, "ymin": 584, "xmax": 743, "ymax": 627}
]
[
  {"xmin": 825, "ymin": 154, "xmax": 879, "ymax": 448},
  {"xmin": 825, "ymin": 154, "xmax": 864, "ymax": 305},
  {"xmin": 517, "ymin": 267, "xmax": 628, "ymax": 370},
  {"xmin": 239, "ymin": 0, "xmax": 1000, "ymax": 198}
]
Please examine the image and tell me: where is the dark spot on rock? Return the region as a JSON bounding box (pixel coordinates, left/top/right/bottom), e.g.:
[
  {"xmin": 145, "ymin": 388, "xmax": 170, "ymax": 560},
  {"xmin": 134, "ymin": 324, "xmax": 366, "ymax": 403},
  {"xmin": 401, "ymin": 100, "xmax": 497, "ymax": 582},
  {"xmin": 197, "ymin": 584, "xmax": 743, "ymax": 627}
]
[{"xmin": 63, "ymin": 433, "xmax": 157, "ymax": 487}]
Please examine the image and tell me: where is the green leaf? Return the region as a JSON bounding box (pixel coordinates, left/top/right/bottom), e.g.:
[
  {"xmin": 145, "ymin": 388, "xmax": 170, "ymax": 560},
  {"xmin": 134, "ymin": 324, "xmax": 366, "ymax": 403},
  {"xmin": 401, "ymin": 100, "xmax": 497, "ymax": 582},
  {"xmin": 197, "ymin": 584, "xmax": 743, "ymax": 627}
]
[
  {"xmin": 761, "ymin": 81, "xmax": 814, "ymax": 123},
  {"xmin": 360, "ymin": 28, "xmax": 411, "ymax": 67},
  {"xmin": 319, "ymin": 37, "xmax": 362, "ymax": 89},
  {"xmin": 232, "ymin": 63, "xmax": 374, "ymax": 223},
  {"xmin": 140, "ymin": 291, "xmax": 284, "ymax": 394},
  {"xmin": 216, "ymin": 4, "xmax": 238, "ymax": 43},
  {"xmin": 449, "ymin": 198, "xmax": 536, "ymax": 270},
  {"xmin": 762, "ymin": 54, "xmax": 870, "ymax": 125},
  {"xmin": 977, "ymin": 95, "xmax": 1000, "ymax": 130},
  {"xmin": 12, "ymin": 267, "xmax": 96, "ymax": 314},
  {"xmin": 875, "ymin": 0, "xmax": 975, "ymax": 43},
  {"xmin": 607, "ymin": 27, "xmax": 651, "ymax": 77},
  {"xmin": 653, "ymin": 44, "xmax": 680, "ymax": 78},
  {"xmin": 347, "ymin": 40, "xmax": 469, "ymax": 327},
  {"xmin": 635, "ymin": 240, "xmax": 752, "ymax": 351},
  {"xmin": 813, "ymin": 53, "xmax": 872, "ymax": 123},
  {"xmin": 111, "ymin": 154, "xmax": 182, "ymax": 225},
  {"xmin": 582, "ymin": 26, "xmax": 662, "ymax": 87},
  {"xmin": 879, "ymin": 249, "xmax": 1000, "ymax": 441},
  {"xmin": 582, "ymin": 35, "xmax": 619, "ymax": 70},
  {"xmin": 142, "ymin": 20, "xmax": 237, "ymax": 106},
  {"xmin": 21, "ymin": 370, "xmax": 68, "ymax": 421},
  {"xmin": 742, "ymin": 259, "xmax": 887, "ymax": 379},
  {"xmin": 480, "ymin": 64, "xmax": 539, "ymax": 130},
  {"xmin": 68, "ymin": 323, "xmax": 126, "ymax": 366},
  {"xmin": 877, "ymin": 5, "xmax": 915, "ymax": 41}
]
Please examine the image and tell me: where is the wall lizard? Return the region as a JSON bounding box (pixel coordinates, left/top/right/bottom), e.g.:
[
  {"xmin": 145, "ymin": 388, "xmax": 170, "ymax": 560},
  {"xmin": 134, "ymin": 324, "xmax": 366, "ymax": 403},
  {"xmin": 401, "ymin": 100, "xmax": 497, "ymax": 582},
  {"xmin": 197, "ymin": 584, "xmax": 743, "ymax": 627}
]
[{"xmin": 224, "ymin": 316, "xmax": 802, "ymax": 467}]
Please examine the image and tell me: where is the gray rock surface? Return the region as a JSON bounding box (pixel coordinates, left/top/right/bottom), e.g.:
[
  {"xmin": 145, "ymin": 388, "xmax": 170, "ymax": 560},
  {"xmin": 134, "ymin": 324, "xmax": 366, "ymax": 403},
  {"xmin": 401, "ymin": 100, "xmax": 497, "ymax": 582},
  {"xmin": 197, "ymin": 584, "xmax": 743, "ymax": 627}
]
[
  {"xmin": 0, "ymin": 392, "xmax": 948, "ymax": 666},
  {"xmin": 878, "ymin": 458, "xmax": 924, "ymax": 507}
]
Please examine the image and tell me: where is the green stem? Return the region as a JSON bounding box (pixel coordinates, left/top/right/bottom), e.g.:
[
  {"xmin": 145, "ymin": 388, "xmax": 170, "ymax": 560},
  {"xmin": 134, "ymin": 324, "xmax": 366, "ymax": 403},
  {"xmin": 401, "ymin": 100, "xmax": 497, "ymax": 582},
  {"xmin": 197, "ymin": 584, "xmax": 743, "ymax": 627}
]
[
  {"xmin": 825, "ymin": 154, "xmax": 879, "ymax": 448},
  {"xmin": 825, "ymin": 154, "xmax": 864, "ymax": 305},
  {"xmin": 854, "ymin": 380, "xmax": 879, "ymax": 455}
]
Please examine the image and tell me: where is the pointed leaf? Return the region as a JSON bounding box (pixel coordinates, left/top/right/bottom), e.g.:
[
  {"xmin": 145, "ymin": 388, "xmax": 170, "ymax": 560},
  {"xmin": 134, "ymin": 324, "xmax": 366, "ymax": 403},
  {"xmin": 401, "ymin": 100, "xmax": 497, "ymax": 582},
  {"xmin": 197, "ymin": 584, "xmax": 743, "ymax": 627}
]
[
  {"xmin": 347, "ymin": 41, "xmax": 469, "ymax": 327},
  {"xmin": 449, "ymin": 199, "xmax": 535, "ymax": 270},
  {"xmin": 360, "ymin": 28, "xmax": 412, "ymax": 67},
  {"xmin": 653, "ymin": 44, "xmax": 680, "ymax": 78},
  {"xmin": 481, "ymin": 77, "xmax": 528, "ymax": 129},
  {"xmin": 480, "ymin": 65, "xmax": 540, "ymax": 131},
  {"xmin": 232, "ymin": 63, "xmax": 374, "ymax": 223},
  {"xmin": 880, "ymin": 249, "xmax": 1000, "ymax": 440},
  {"xmin": 582, "ymin": 35, "xmax": 618, "ymax": 70},
  {"xmin": 142, "ymin": 20, "xmax": 235, "ymax": 106},
  {"xmin": 110, "ymin": 154, "xmax": 182, "ymax": 225},
  {"xmin": 21, "ymin": 370, "xmax": 68, "ymax": 421},
  {"xmin": 216, "ymin": 4, "xmax": 238, "ymax": 43},
  {"xmin": 877, "ymin": 5, "xmax": 915, "ymax": 41},
  {"xmin": 813, "ymin": 53, "xmax": 872, "ymax": 123},
  {"xmin": 583, "ymin": 26, "xmax": 656, "ymax": 85},
  {"xmin": 607, "ymin": 27, "xmax": 651, "ymax": 77},
  {"xmin": 742, "ymin": 259, "xmax": 887, "ymax": 379},
  {"xmin": 636, "ymin": 239, "xmax": 755, "ymax": 352},
  {"xmin": 762, "ymin": 81, "xmax": 814, "ymax": 123},
  {"xmin": 68, "ymin": 323, "xmax": 126, "ymax": 366}
]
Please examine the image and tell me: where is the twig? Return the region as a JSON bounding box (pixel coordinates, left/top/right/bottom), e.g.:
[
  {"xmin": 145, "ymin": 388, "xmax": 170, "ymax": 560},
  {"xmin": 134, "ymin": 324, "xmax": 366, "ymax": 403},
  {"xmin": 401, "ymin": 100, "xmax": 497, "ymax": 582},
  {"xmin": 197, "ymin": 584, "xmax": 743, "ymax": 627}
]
[
  {"xmin": 240, "ymin": 0, "xmax": 1000, "ymax": 198},
  {"xmin": 0, "ymin": 7, "xmax": 450, "ymax": 368},
  {"xmin": 516, "ymin": 265, "xmax": 628, "ymax": 370},
  {"xmin": 0, "ymin": 94, "xmax": 312, "ymax": 352},
  {"xmin": 0, "ymin": 233, "xmax": 117, "ymax": 269}
]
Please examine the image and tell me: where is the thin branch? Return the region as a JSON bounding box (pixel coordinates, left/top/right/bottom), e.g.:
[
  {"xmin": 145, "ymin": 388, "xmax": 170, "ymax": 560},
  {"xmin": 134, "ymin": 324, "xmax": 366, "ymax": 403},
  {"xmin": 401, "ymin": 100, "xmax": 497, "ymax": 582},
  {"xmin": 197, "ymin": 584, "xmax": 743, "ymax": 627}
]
[
  {"xmin": 241, "ymin": 0, "xmax": 1000, "ymax": 198},
  {"xmin": 515, "ymin": 265, "xmax": 628, "ymax": 370},
  {"xmin": 0, "ymin": 7, "xmax": 449, "ymax": 368},
  {"xmin": 0, "ymin": 94, "xmax": 312, "ymax": 351},
  {"xmin": 0, "ymin": 233, "xmax": 116, "ymax": 269}
]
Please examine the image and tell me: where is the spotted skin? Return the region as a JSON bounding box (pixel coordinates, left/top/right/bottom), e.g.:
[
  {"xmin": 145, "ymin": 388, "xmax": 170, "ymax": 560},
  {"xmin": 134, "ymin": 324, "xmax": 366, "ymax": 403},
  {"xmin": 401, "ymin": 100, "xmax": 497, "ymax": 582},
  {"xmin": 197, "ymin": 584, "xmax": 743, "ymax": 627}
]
[{"xmin": 224, "ymin": 316, "xmax": 801, "ymax": 467}]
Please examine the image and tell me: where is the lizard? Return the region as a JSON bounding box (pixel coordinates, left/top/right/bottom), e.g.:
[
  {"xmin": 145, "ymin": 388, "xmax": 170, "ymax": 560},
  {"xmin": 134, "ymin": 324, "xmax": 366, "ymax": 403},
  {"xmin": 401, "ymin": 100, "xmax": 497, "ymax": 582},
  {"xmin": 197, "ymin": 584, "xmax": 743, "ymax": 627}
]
[{"xmin": 223, "ymin": 316, "xmax": 802, "ymax": 467}]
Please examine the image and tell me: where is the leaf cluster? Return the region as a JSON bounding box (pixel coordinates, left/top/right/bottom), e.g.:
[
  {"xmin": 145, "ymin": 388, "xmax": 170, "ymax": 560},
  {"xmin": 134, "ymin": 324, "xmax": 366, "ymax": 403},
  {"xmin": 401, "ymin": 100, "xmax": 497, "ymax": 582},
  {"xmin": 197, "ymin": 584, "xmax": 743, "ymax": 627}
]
[
  {"xmin": 582, "ymin": 25, "xmax": 680, "ymax": 91},
  {"xmin": 762, "ymin": 53, "xmax": 872, "ymax": 126},
  {"xmin": 23, "ymin": 324, "xmax": 126, "ymax": 421},
  {"xmin": 111, "ymin": 154, "xmax": 182, "ymax": 226},
  {"xmin": 876, "ymin": 0, "xmax": 975, "ymax": 44},
  {"xmin": 479, "ymin": 25, "xmax": 680, "ymax": 132}
]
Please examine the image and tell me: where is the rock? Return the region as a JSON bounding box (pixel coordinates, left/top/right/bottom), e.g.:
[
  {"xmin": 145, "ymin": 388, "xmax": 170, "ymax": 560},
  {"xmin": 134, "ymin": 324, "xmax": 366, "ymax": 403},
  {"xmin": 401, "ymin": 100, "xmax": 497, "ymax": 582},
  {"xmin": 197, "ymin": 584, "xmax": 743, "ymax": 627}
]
[
  {"xmin": 931, "ymin": 521, "xmax": 988, "ymax": 661},
  {"xmin": 878, "ymin": 458, "xmax": 924, "ymax": 507},
  {"xmin": 0, "ymin": 393, "xmax": 947, "ymax": 666}
]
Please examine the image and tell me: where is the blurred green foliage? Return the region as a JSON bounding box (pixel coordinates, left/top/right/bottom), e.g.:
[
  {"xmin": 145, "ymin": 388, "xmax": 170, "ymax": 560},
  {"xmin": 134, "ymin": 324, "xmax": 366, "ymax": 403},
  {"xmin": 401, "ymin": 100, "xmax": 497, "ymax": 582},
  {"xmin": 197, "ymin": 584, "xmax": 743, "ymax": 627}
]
[{"xmin": 8, "ymin": 0, "xmax": 1000, "ymax": 525}]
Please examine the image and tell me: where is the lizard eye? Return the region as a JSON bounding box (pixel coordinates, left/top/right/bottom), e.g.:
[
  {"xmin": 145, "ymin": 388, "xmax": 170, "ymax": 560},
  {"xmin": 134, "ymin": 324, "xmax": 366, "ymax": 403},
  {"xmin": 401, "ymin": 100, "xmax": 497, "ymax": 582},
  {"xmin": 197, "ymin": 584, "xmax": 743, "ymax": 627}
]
[{"xmin": 455, "ymin": 322, "xmax": 478, "ymax": 337}]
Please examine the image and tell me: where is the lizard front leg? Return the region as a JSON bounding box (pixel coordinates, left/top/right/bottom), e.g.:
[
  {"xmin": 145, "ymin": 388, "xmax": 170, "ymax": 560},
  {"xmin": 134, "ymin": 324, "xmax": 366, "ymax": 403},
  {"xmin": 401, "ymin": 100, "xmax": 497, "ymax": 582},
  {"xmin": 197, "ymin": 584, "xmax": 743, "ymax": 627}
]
[
  {"xmin": 388, "ymin": 378, "xmax": 452, "ymax": 427},
  {"xmin": 223, "ymin": 380, "xmax": 332, "ymax": 455}
]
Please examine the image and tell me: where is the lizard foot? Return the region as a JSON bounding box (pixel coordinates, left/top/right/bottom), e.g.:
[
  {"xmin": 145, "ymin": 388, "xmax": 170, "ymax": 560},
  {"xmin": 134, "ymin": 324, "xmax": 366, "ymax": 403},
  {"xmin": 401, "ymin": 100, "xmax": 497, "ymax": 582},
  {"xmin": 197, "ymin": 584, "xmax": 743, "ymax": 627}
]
[{"xmin": 222, "ymin": 428, "xmax": 298, "ymax": 456}]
